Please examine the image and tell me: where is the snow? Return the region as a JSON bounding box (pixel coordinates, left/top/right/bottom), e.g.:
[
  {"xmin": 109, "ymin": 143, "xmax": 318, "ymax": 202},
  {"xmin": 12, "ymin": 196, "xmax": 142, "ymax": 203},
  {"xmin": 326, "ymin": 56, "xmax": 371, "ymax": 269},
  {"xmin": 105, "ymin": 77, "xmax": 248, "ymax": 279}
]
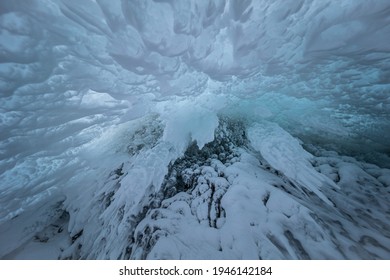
[
  {"xmin": 1, "ymin": 0, "xmax": 390, "ymax": 260},
  {"xmin": 80, "ymin": 89, "xmax": 127, "ymax": 109},
  {"xmin": 247, "ymin": 121, "xmax": 339, "ymax": 205},
  {"xmin": 156, "ymin": 94, "xmax": 219, "ymax": 153}
]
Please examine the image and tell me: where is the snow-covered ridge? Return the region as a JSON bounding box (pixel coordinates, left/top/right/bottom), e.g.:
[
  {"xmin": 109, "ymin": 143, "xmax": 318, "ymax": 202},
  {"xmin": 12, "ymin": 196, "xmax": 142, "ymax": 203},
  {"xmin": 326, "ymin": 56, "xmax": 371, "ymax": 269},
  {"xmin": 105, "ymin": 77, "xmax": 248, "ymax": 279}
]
[{"xmin": 2, "ymin": 117, "xmax": 390, "ymax": 259}]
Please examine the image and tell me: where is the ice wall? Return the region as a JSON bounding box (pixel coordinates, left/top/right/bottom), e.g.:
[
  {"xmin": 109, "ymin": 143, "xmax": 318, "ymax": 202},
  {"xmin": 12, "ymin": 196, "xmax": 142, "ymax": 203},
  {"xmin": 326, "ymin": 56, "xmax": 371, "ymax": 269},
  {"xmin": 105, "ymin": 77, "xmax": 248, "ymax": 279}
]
[
  {"xmin": 2, "ymin": 0, "xmax": 389, "ymax": 157},
  {"xmin": 1, "ymin": 0, "xmax": 390, "ymax": 259}
]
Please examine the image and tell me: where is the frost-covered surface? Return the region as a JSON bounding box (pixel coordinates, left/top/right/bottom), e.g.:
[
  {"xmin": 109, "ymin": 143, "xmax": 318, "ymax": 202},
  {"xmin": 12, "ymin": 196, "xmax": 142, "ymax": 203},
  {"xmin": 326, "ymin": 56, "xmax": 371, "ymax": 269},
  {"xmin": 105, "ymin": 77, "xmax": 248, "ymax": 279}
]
[{"xmin": 1, "ymin": 1, "xmax": 390, "ymax": 259}]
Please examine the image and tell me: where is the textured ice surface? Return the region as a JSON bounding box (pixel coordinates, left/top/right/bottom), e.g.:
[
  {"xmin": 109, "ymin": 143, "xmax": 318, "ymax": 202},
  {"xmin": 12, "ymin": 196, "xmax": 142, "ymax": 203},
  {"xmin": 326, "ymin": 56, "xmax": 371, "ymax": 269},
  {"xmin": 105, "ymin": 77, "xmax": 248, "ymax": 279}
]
[{"xmin": 1, "ymin": 0, "xmax": 390, "ymax": 259}]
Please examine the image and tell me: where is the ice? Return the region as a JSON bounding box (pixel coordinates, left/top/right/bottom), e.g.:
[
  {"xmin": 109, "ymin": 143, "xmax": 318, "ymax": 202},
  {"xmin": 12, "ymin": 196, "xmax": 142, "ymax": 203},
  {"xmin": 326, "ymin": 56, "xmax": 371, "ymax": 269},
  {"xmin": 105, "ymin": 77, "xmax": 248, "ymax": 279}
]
[
  {"xmin": 248, "ymin": 121, "xmax": 339, "ymax": 205},
  {"xmin": 156, "ymin": 94, "xmax": 219, "ymax": 152},
  {"xmin": 1, "ymin": 0, "xmax": 390, "ymax": 259},
  {"xmin": 80, "ymin": 89, "xmax": 127, "ymax": 109}
]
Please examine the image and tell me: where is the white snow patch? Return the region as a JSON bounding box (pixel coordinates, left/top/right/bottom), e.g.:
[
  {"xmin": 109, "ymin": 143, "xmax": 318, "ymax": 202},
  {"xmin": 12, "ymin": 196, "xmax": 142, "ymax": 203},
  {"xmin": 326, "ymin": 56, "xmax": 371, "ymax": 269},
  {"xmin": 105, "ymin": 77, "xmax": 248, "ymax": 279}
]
[{"xmin": 248, "ymin": 122, "xmax": 339, "ymax": 205}]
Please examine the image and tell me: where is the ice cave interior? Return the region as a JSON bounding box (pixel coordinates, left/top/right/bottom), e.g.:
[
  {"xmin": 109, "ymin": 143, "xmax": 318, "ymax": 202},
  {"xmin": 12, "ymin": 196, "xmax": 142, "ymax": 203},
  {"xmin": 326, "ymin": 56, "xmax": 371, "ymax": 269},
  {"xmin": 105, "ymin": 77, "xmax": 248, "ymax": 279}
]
[{"xmin": 0, "ymin": 0, "xmax": 390, "ymax": 259}]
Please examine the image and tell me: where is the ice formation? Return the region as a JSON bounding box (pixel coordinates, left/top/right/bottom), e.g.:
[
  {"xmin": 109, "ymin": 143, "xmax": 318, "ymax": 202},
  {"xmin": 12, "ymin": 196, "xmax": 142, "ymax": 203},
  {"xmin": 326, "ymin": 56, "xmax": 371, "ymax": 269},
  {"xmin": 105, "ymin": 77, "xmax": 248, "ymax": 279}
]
[{"xmin": 1, "ymin": 0, "xmax": 389, "ymax": 259}]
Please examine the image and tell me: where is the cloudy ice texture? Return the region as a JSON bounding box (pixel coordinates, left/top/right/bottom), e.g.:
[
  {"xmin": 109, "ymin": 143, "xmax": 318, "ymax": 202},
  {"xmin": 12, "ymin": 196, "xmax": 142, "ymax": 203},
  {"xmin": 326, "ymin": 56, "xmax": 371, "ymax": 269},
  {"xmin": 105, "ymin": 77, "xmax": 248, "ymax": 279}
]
[{"xmin": 0, "ymin": 0, "xmax": 390, "ymax": 259}]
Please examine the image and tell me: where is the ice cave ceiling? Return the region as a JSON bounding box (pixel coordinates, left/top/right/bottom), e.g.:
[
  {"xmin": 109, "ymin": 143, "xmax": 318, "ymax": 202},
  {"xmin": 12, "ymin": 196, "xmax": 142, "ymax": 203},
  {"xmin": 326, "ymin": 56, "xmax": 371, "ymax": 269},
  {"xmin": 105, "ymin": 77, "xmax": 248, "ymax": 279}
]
[{"xmin": 0, "ymin": 0, "xmax": 390, "ymax": 259}]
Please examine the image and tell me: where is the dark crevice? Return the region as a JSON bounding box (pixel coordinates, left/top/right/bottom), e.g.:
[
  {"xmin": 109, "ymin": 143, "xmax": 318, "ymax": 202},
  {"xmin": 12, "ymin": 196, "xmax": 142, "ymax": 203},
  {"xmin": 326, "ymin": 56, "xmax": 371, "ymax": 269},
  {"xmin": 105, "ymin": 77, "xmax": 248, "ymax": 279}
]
[
  {"xmin": 284, "ymin": 230, "xmax": 310, "ymax": 260},
  {"xmin": 262, "ymin": 191, "xmax": 270, "ymax": 207},
  {"xmin": 71, "ymin": 230, "xmax": 83, "ymax": 243}
]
